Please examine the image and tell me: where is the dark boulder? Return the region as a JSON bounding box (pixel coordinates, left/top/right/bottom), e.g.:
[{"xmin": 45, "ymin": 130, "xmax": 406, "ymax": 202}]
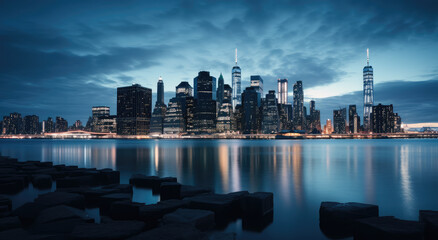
[
  {"xmin": 138, "ymin": 199, "xmax": 189, "ymax": 226},
  {"xmin": 34, "ymin": 205, "xmax": 93, "ymax": 224},
  {"xmin": 0, "ymin": 216, "xmax": 22, "ymax": 231},
  {"xmin": 70, "ymin": 220, "xmax": 145, "ymax": 240},
  {"xmin": 241, "ymin": 192, "xmax": 273, "ymax": 217},
  {"xmin": 12, "ymin": 202, "xmax": 46, "ymax": 225},
  {"xmin": 98, "ymin": 169, "xmax": 120, "ymax": 185},
  {"xmin": 56, "ymin": 175, "xmax": 95, "ymax": 188},
  {"xmin": 99, "ymin": 193, "xmax": 132, "ymax": 213},
  {"xmin": 162, "ymin": 208, "xmax": 215, "ymax": 231},
  {"xmin": 419, "ymin": 210, "xmax": 438, "ymax": 240},
  {"xmin": 354, "ymin": 216, "xmax": 424, "ymax": 240},
  {"xmin": 319, "ymin": 201, "xmax": 379, "ymax": 238},
  {"xmin": 129, "ymin": 174, "xmax": 176, "ymax": 192},
  {"xmin": 35, "ymin": 192, "xmax": 86, "ymax": 209},
  {"xmin": 180, "ymin": 185, "xmax": 212, "ymax": 198},
  {"xmin": 126, "ymin": 224, "xmax": 207, "ymax": 240},
  {"xmin": 109, "ymin": 201, "xmax": 144, "ymax": 220},
  {"xmin": 32, "ymin": 174, "xmax": 52, "ymax": 189},
  {"xmin": 160, "ymin": 182, "xmax": 181, "ymax": 200}
]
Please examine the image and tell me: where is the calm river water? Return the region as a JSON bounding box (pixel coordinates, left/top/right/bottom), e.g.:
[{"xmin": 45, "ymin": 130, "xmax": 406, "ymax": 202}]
[{"xmin": 1, "ymin": 139, "xmax": 438, "ymax": 239}]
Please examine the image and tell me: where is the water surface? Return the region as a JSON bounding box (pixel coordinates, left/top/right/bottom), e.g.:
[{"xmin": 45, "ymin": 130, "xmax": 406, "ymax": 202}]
[{"xmin": 1, "ymin": 139, "xmax": 438, "ymax": 239}]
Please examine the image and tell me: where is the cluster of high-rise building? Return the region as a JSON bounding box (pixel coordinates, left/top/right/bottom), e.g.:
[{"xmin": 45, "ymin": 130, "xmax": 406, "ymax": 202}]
[{"xmin": 0, "ymin": 49, "xmax": 403, "ymax": 136}]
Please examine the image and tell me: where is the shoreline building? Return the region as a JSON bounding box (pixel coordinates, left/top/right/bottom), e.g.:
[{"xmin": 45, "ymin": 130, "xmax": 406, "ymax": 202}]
[
  {"xmin": 250, "ymin": 75, "xmax": 264, "ymax": 98},
  {"xmin": 363, "ymin": 48, "xmax": 374, "ymax": 131},
  {"xmin": 217, "ymin": 84, "xmax": 233, "ymax": 132},
  {"xmin": 261, "ymin": 90, "xmax": 280, "ymax": 134},
  {"xmin": 277, "ymin": 79, "xmax": 288, "ymax": 105},
  {"xmin": 117, "ymin": 84, "xmax": 152, "ymax": 135},
  {"xmin": 193, "ymin": 71, "xmax": 216, "ymax": 134},
  {"xmin": 150, "ymin": 77, "xmax": 167, "ymax": 134},
  {"xmin": 232, "ymin": 49, "xmax": 242, "ymax": 109},
  {"xmin": 293, "ymin": 81, "xmax": 304, "ymax": 130},
  {"xmin": 333, "ymin": 108, "xmax": 347, "ymax": 134},
  {"xmin": 242, "ymin": 87, "xmax": 260, "ymax": 134}
]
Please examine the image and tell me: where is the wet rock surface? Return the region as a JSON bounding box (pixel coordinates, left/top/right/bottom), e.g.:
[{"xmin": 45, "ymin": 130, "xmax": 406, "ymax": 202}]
[
  {"xmin": 319, "ymin": 201, "xmax": 379, "ymax": 238},
  {"xmin": 419, "ymin": 210, "xmax": 438, "ymax": 240},
  {"xmin": 354, "ymin": 216, "xmax": 425, "ymax": 240},
  {"xmin": 162, "ymin": 208, "xmax": 215, "ymax": 231}
]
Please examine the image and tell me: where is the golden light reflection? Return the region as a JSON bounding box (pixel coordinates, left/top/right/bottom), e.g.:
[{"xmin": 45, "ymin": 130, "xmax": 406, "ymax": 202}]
[
  {"xmin": 230, "ymin": 144, "xmax": 241, "ymax": 192},
  {"xmin": 364, "ymin": 146, "xmax": 375, "ymax": 203},
  {"xmin": 292, "ymin": 144, "xmax": 303, "ymax": 205},
  {"xmin": 154, "ymin": 144, "xmax": 159, "ymax": 172},
  {"xmin": 218, "ymin": 144, "xmax": 229, "ymax": 192},
  {"xmin": 400, "ymin": 145, "xmax": 414, "ymax": 214}
]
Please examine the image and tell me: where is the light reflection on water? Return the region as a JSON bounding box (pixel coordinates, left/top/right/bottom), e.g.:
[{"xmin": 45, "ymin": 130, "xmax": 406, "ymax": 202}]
[{"xmin": 1, "ymin": 139, "xmax": 438, "ymax": 239}]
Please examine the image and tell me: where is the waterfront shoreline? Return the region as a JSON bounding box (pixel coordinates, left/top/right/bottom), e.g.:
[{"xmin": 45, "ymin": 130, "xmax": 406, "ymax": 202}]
[{"xmin": 1, "ymin": 132, "xmax": 438, "ymax": 140}]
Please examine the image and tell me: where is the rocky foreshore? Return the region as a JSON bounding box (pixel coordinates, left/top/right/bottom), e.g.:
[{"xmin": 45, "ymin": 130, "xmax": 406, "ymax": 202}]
[
  {"xmin": 0, "ymin": 155, "xmax": 273, "ymax": 240},
  {"xmin": 319, "ymin": 201, "xmax": 438, "ymax": 240}
]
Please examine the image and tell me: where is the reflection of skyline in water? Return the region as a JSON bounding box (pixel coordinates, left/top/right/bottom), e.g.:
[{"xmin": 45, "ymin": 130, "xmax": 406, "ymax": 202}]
[{"xmin": 1, "ymin": 139, "xmax": 438, "ymax": 239}]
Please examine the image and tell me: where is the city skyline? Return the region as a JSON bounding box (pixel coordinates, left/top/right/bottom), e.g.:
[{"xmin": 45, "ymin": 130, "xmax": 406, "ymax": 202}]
[{"xmin": 1, "ymin": 0, "xmax": 438, "ymax": 124}]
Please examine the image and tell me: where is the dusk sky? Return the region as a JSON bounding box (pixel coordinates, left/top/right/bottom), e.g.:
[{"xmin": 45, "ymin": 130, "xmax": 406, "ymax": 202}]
[{"xmin": 1, "ymin": 0, "xmax": 438, "ymax": 124}]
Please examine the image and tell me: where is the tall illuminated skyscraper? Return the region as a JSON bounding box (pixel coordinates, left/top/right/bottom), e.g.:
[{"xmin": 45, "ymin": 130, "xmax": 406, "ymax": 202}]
[
  {"xmin": 277, "ymin": 79, "xmax": 288, "ymax": 104},
  {"xmin": 232, "ymin": 49, "xmax": 241, "ymax": 109},
  {"xmin": 363, "ymin": 48, "xmax": 374, "ymax": 131},
  {"xmin": 157, "ymin": 76, "xmax": 164, "ymax": 105}
]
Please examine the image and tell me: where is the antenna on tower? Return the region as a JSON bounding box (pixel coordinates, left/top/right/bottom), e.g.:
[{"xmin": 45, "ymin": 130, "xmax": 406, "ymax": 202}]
[
  {"xmin": 235, "ymin": 48, "xmax": 238, "ymax": 65},
  {"xmin": 367, "ymin": 48, "xmax": 369, "ymax": 66}
]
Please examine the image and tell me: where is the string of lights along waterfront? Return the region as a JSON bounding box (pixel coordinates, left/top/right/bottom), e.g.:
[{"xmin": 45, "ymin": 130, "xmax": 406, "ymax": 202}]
[{"xmin": 1, "ymin": 49, "xmax": 403, "ymax": 136}]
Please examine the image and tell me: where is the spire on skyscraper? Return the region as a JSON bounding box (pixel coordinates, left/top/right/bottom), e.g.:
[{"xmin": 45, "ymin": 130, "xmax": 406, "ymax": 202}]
[
  {"xmin": 367, "ymin": 48, "xmax": 369, "ymax": 66},
  {"xmin": 235, "ymin": 48, "xmax": 238, "ymax": 65}
]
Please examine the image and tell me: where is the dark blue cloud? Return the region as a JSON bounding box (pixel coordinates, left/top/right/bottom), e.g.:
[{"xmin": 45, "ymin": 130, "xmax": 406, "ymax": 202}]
[
  {"xmin": 0, "ymin": 0, "xmax": 437, "ymax": 123},
  {"xmin": 316, "ymin": 79, "xmax": 438, "ymax": 124}
]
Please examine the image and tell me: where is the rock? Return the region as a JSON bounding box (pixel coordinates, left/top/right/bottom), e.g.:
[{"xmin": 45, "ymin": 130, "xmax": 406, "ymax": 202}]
[
  {"xmin": 354, "ymin": 216, "xmax": 424, "ymax": 240},
  {"xmin": 180, "ymin": 185, "xmax": 212, "ymax": 198},
  {"xmin": 0, "ymin": 216, "xmax": 21, "ymax": 231},
  {"xmin": 99, "ymin": 169, "xmax": 120, "ymax": 185},
  {"xmin": 109, "ymin": 201, "xmax": 144, "ymax": 220},
  {"xmin": 70, "ymin": 220, "xmax": 145, "ymax": 240},
  {"xmin": 56, "ymin": 175, "xmax": 95, "ymax": 188},
  {"xmin": 319, "ymin": 201, "xmax": 379, "ymax": 238},
  {"xmin": 242, "ymin": 210, "xmax": 273, "ymax": 232},
  {"xmin": 35, "ymin": 192, "xmax": 86, "ymax": 209},
  {"xmin": 0, "ymin": 176, "xmax": 26, "ymax": 194},
  {"xmin": 0, "ymin": 196, "xmax": 12, "ymax": 211},
  {"xmin": 160, "ymin": 182, "xmax": 181, "ymax": 200},
  {"xmin": 187, "ymin": 194, "xmax": 243, "ymax": 225},
  {"xmin": 129, "ymin": 174, "xmax": 177, "ymax": 192},
  {"xmin": 126, "ymin": 224, "xmax": 207, "ymax": 240},
  {"xmin": 138, "ymin": 199, "xmax": 190, "ymax": 226},
  {"xmin": 82, "ymin": 188, "xmax": 118, "ymax": 206},
  {"xmin": 208, "ymin": 232, "xmax": 237, "ymax": 240},
  {"xmin": 35, "ymin": 205, "xmax": 93, "ymax": 224},
  {"xmin": 419, "ymin": 210, "xmax": 438, "ymax": 240},
  {"xmin": 12, "ymin": 202, "xmax": 46, "ymax": 225},
  {"xmin": 32, "ymin": 174, "xmax": 52, "ymax": 189},
  {"xmin": 99, "ymin": 193, "xmax": 132, "ymax": 213},
  {"xmin": 241, "ymin": 192, "xmax": 273, "ymax": 217},
  {"xmin": 101, "ymin": 184, "xmax": 133, "ymax": 194},
  {"xmin": 163, "ymin": 208, "xmax": 215, "ymax": 231},
  {"xmin": 0, "ymin": 228, "xmax": 33, "ymax": 240},
  {"xmin": 29, "ymin": 218, "xmax": 90, "ymax": 236}
]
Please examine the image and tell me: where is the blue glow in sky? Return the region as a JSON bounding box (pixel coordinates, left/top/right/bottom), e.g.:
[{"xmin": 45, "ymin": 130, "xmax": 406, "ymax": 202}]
[{"xmin": 1, "ymin": 0, "xmax": 437, "ymax": 123}]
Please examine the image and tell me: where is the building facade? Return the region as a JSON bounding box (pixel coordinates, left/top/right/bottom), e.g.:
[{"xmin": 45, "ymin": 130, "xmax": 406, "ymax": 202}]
[
  {"xmin": 277, "ymin": 78, "xmax": 288, "ymax": 105},
  {"xmin": 333, "ymin": 108, "xmax": 347, "ymax": 134},
  {"xmin": 116, "ymin": 84, "xmax": 152, "ymax": 135},
  {"xmin": 217, "ymin": 84, "xmax": 233, "ymax": 132},
  {"xmin": 261, "ymin": 90, "xmax": 279, "ymax": 134},
  {"xmin": 242, "ymin": 87, "xmax": 260, "ymax": 134},
  {"xmin": 232, "ymin": 49, "xmax": 242, "ymax": 109},
  {"xmin": 293, "ymin": 81, "xmax": 304, "ymax": 130},
  {"xmin": 363, "ymin": 48, "xmax": 374, "ymax": 131},
  {"xmin": 193, "ymin": 71, "xmax": 216, "ymax": 134}
]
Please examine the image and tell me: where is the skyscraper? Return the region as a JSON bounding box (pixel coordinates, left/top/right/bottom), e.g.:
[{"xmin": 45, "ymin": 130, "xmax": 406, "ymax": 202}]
[
  {"xmin": 232, "ymin": 49, "xmax": 242, "ymax": 109},
  {"xmin": 242, "ymin": 87, "xmax": 260, "ymax": 134},
  {"xmin": 176, "ymin": 81, "xmax": 193, "ymax": 98},
  {"xmin": 24, "ymin": 115, "xmax": 39, "ymax": 134},
  {"xmin": 333, "ymin": 108, "xmax": 347, "ymax": 134},
  {"xmin": 250, "ymin": 75, "xmax": 264, "ymax": 97},
  {"xmin": 261, "ymin": 90, "xmax": 279, "ymax": 134},
  {"xmin": 277, "ymin": 79, "xmax": 288, "ymax": 104},
  {"xmin": 216, "ymin": 84, "xmax": 233, "ymax": 132},
  {"xmin": 293, "ymin": 81, "xmax": 304, "ymax": 130},
  {"xmin": 371, "ymin": 104, "xmax": 396, "ymax": 133},
  {"xmin": 150, "ymin": 78, "xmax": 167, "ymax": 134},
  {"xmin": 308, "ymin": 100, "xmax": 321, "ymax": 132},
  {"xmin": 217, "ymin": 73, "xmax": 225, "ymax": 104},
  {"xmin": 193, "ymin": 71, "xmax": 216, "ymax": 134},
  {"xmin": 163, "ymin": 98, "xmax": 185, "ymax": 134},
  {"xmin": 55, "ymin": 116, "xmax": 68, "ymax": 132},
  {"xmin": 117, "ymin": 84, "xmax": 152, "ymax": 135},
  {"xmin": 157, "ymin": 76, "xmax": 164, "ymax": 106},
  {"xmin": 348, "ymin": 105, "xmax": 357, "ymax": 133},
  {"xmin": 363, "ymin": 48, "xmax": 374, "ymax": 131}
]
